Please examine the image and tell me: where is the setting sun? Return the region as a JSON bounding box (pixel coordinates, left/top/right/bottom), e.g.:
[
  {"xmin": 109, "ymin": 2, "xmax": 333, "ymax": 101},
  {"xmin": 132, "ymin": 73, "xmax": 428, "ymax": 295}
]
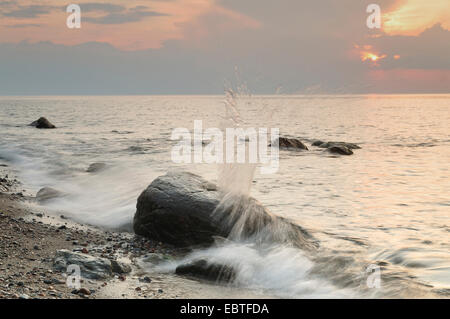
[{"xmin": 361, "ymin": 52, "xmax": 387, "ymax": 63}]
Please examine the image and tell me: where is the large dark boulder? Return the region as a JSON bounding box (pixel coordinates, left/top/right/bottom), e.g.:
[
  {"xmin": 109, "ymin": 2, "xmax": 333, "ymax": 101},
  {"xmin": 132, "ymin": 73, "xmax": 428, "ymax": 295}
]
[
  {"xmin": 29, "ymin": 117, "xmax": 56, "ymax": 129},
  {"xmin": 175, "ymin": 259, "xmax": 236, "ymax": 283},
  {"xmin": 133, "ymin": 171, "xmax": 317, "ymax": 250},
  {"xmin": 271, "ymin": 137, "xmax": 308, "ymax": 150}
]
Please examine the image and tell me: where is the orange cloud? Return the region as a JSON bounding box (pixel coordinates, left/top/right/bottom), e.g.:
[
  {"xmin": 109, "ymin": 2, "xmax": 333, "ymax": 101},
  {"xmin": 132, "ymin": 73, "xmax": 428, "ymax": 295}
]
[
  {"xmin": 0, "ymin": 0, "xmax": 260, "ymax": 51},
  {"xmin": 383, "ymin": 0, "xmax": 450, "ymax": 36}
]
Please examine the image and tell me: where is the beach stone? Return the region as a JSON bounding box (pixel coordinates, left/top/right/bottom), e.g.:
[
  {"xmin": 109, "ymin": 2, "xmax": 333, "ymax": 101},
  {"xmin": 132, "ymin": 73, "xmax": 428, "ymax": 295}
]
[
  {"xmin": 29, "ymin": 117, "xmax": 56, "ymax": 129},
  {"xmin": 133, "ymin": 171, "xmax": 317, "ymax": 249},
  {"xmin": 140, "ymin": 276, "xmax": 152, "ymax": 283},
  {"xmin": 53, "ymin": 250, "xmax": 130, "ymax": 280},
  {"xmin": 175, "ymin": 259, "xmax": 236, "ymax": 283},
  {"xmin": 110, "ymin": 260, "xmax": 132, "ymax": 274},
  {"xmin": 327, "ymin": 145, "xmax": 353, "ymax": 155},
  {"xmin": 54, "ymin": 250, "xmax": 112, "ymax": 280},
  {"xmin": 78, "ymin": 288, "xmax": 91, "ymax": 295},
  {"xmin": 36, "ymin": 187, "xmax": 64, "ymax": 203},
  {"xmin": 86, "ymin": 163, "xmax": 107, "ymax": 173},
  {"xmin": 271, "ymin": 137, "xmax": 308, "ymax": 150}
]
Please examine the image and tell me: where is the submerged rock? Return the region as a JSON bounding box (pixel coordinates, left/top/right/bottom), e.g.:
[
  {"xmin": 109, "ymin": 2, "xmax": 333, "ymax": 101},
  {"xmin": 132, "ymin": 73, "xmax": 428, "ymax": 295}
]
[
  {"xmin": 133, "ymin": 171, "xmax": 317, "ymax": 249},
  {"xmin": 311, "ymin": 140, "xmax": 325, "ymax": 147},
  {"xmin": 311, "ymin": 140, "xmax": 360, "ymax": 155},
  {"xmin": 327, "ymin": 145, "xmax": 353, "ymax": 155},
  {"xmin": 29, "ymin": 117, "xmax": 56, "ymax": 129},
  {"xmin": 36, "ymin": 187, "xmax": 64, "ymax": 203},
  {"xmin": 53, "ymin": 250, "xmax": 131, "ymax": 280},
  {"xmin": 175, "ymin": 259, "xmax": 236, "ymax": 283},
  {"xmin": 86, "ymin": 162, "xmax": 107, "ymax": 173},
  {"xmin": 271, "ymin": 137, "xmax": 308, "ymax": 150},
  {"xmin": 314, "ymin": 141, "xmax": 361, "ymax": 150}
]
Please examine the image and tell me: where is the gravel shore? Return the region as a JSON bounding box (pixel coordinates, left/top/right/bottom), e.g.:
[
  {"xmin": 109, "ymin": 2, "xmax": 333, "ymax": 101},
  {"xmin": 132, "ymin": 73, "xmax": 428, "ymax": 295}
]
[
  {"xmin": 0, "ymin": 164, "xmax": 189, "ymax": 299},
  {"xmin": 0, "ymin": 165, "xmax": 263, "ymax": 299}
]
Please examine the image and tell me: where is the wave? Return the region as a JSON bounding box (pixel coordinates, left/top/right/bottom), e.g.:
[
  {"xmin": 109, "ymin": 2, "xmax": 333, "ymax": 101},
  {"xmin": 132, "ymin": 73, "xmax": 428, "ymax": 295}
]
[
  {"xmin": 0, "ymin": 143, "xmax": 160, "ymax": 230},
  {"xmin": 148, "ymin": 242, "xmax": 353, "ymax": 298}
]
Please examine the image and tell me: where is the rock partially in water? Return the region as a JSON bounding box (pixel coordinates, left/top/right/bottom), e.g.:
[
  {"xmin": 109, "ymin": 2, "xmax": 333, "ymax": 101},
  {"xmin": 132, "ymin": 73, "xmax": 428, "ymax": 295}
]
[
  {"xmin": 327, "ymin": 145, "xmax": 353, "ymax": 156},
  {"xmin": 29, "ymin": 117, "xmax": 56, "ymax": 129},
  {"xmin": 315, "ymin": 141, "xmax": 361, "ymax": 150},
  {"xmin": 86, "ymin": 162, "xmax": 107, "ymax": 173},
  {"xmin": 311, "ymin": 140, "xmax": 360, "ymax": 155},
  {"xmin": 176, "ymin": 259, "xmax": 236, "ymax": 283},
  {"xmin": 311, "ymin": 140, "xmax": 325, "ymax": 147},
  {"xmin": 133, "ymin": 171, "xmax": 317, "ymax": 250},
  {"xmin": 271, "ymin": 137, "xmax": 309, "ymax": 150},
  {"xmin": 53, "ymin": 250, "xmax": 131, "ymax": 280},
  {"xmin": 36, "ymin": 187, "xmax": 64, "ymax": 203}
]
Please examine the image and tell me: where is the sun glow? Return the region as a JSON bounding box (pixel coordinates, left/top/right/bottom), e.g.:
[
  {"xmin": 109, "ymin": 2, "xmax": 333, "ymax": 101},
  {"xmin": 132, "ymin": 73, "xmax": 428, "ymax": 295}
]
[{"xmin": 361, "ymin": 52, "xmax": 387, "ymax": 63}]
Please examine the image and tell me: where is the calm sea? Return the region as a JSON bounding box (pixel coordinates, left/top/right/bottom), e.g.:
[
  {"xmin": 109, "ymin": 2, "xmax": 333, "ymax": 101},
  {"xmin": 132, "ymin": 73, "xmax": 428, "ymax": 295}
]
[{"xmin": 0, "ymin": 95, "xmax": 449, "ymax": 298}]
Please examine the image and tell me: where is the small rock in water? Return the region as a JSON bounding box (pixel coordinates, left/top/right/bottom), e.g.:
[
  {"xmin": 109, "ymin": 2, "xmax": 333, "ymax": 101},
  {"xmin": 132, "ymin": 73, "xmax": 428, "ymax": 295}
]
[
  {"xmin": 311, "ymin": 140, "xmax": 325, "ymax": 146},
  {"xmin": 29, "ymin": 117, "xmax": 56, "ymax": 129},
  {"xmin": 271, "ymin": 137, "xmax": 309, "ymax": 150},
  {"xmin": 86, "ymin": 163, "xmax": 107, "ymax": 173},
  {"xmin": 327, "ymin": 145, "xmax": 353, "ymax": 155},
  {"xmin": 316, "ymin": 141, "xmax": 361, "ymax": 150},
  {"xmin": 36, "ymin": 187, "xmax": 64, "ymax": 203},
  {"xmin": 175, "ymin": 259, "xmax": 236, "ymax": 283}
]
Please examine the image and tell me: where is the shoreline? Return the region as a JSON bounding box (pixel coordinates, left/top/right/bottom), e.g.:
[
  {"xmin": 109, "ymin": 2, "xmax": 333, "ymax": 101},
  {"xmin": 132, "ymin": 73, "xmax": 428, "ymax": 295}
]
[
  {"xmin": 0, "ymin": 164, "xmax": 263, "ymax": 299},
  {"xmin": 2, "ymin": 160, "xmax": 446, "ymax": 299}
]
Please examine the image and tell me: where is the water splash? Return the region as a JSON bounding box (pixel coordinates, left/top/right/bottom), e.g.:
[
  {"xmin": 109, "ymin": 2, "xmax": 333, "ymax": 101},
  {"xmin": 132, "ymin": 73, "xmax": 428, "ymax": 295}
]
[{"xmin": 217, "ymin": 88, "xmax": 257, "ymax": 196}]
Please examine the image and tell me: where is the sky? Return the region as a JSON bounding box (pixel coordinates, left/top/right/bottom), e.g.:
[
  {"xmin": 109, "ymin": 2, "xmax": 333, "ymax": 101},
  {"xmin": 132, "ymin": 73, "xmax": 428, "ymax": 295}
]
[{"xmin": 0, "ymin": 0, "xmax": 449, "ymax": 94}]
